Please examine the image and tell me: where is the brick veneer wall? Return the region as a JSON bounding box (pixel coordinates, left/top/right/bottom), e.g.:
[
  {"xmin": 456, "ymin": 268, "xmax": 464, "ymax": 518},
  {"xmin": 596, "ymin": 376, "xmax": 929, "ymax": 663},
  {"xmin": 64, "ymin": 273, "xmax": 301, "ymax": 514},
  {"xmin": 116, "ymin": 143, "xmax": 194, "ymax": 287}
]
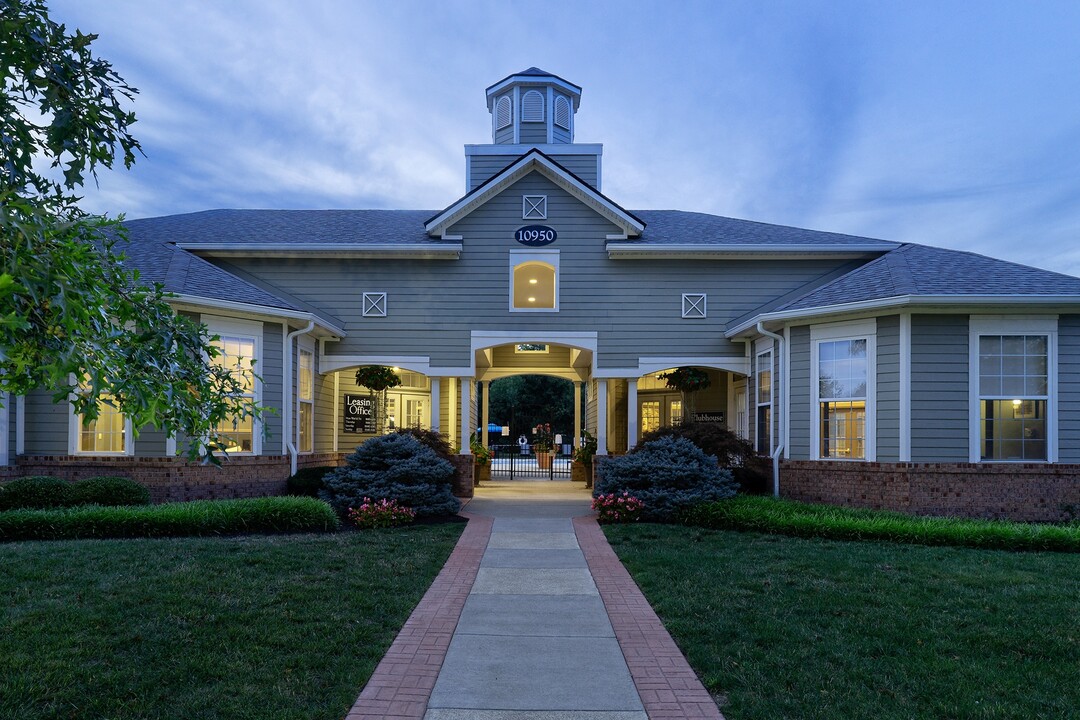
[
  {"xmin": 448, "ymin": 455, "xmax": 475, "ymax": 499},
  {"xmin": 10, "ymin": 453, "xmax": 346, "ymax": 504},
  {"xmin": 781, "ymin": 460, "xmax": 1080, "ymax": 523}
]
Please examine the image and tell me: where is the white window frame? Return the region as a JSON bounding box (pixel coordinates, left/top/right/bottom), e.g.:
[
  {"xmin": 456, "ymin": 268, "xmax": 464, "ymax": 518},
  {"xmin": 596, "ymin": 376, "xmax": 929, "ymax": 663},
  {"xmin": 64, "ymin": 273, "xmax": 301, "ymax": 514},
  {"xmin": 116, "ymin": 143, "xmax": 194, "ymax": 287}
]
[
  {"xmin": 514, "ymin": 344, "xmax": 549, "ymax": 354},
  {"xmin": 968, "ymin": 315, "xmax": 1057, "ymax": 463},
  {"xmin": 297, "ymin": 338, "xmax": 315, "ymax": 454},
  {"xmin": 810, "ymin": 319, "xmax": 877, "ymax": 462},
  {"xmin": 754, "ymin": 338, "xmax": 774, "ymax": 455},
  {"xmin": 521, "ymin": 89, "xmax": 544, "ymax": 122},
  {"xmin": 509, "ymin": 249, "xmax": 560, "ymax": 313},
  {"xmin": 554, "ymin": 95, "xmax": 571, "ymax": 129},
  {"xmin": 522, "ymin": 195, "xmax": 547, "ymax": 220},
  {"xmin": 495, "ymin": 95, "xmax": 512, "ymax": 130},
  {"xmin": 69, "ymin": 380, "xmax": 134, "ymax": 457},
  {"xmin": 363, "ymin": 292, "xmax": 387, "ymax": 318},
  {"xmin": 682, "ymin": 293, "xmax": 707, "ymax": 319},
  {"xmin": 204, "ymin": 315, "xmax": 263, "ymax": 456}
]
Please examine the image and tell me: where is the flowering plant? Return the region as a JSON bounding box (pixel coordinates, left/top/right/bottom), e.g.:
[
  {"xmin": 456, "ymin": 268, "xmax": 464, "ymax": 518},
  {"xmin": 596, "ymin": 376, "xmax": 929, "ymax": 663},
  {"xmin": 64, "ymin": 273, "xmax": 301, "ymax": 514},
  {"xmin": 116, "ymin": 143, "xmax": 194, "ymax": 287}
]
[
  {"xmin": 347, "ymin": 498, "xmax": 416, "ymax": 529},
  {"xmin": 532, "ymin": 422, "xmax": 553, "ymax": 453},
  {"xmin": 591, "ymin": 492, "xmax": 645, "ymax": 524}
]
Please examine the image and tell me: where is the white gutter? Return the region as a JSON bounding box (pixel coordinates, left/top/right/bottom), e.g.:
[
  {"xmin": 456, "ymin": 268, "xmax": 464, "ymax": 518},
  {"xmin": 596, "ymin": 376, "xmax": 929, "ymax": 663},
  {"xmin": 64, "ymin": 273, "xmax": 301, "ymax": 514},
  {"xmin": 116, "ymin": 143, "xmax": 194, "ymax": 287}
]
[
  {"xmin": 607, "ymin": 243, "xmax": 896, "ymax": 259},
  {"xmin": 284, "ymin": 320, "xmax": 315, "ymax": 477},
  {"xmin": 171, "ymin": 295, "xmax": 346, "ymax": 338},
  {"xmin": 757, "ymin": 322, "xmax": 785, "ymax": 498},
  {"xmin": 176, "ymin": 243, "xmax": 462, "ymax": 260}
]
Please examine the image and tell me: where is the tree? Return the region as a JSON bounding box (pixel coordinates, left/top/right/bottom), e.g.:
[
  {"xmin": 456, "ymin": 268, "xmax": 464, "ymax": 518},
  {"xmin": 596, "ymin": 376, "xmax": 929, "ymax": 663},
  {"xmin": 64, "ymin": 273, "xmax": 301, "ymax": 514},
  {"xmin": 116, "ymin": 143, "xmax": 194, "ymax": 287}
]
[
  {"xmin": 487, "ymin": 375, "xmax": 574, "ymax": 442},
  {"xmin": 0, "ymin": 0, "xmax": 260, "ymax": 461}
]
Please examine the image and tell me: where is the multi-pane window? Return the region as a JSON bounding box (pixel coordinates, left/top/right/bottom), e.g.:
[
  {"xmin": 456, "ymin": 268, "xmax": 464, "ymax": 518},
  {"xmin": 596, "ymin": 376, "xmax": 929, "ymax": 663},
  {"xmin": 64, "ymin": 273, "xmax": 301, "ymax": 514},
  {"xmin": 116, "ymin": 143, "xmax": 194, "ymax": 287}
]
[
  {"xmin": 77, "ymin": 393, "xmax": 127, "ymax": 454},
  {"xmin": 641, "ymin": 400, "xmax": 661, "ymax": 435},
  {"xmin": 756, "ymin": 350, "xmax": 772, "ymax": 454},
  {"xmin": 978, "ymin": 335, "xmax": 1048, "ymax": 461},
  {"xmin": 212, "ymin": 334, "xmax": 256, "ymax": 453},
  {"xmin": 405, "ymin": 398, "xmax": 426, "ymax": 429},
  {"xmin": 817, "ymin": 339, "xmax": 868, "ymax": 459},
  {"xmin": 298, "ymin": 347, "xmax": 314, "ymax": 453}
]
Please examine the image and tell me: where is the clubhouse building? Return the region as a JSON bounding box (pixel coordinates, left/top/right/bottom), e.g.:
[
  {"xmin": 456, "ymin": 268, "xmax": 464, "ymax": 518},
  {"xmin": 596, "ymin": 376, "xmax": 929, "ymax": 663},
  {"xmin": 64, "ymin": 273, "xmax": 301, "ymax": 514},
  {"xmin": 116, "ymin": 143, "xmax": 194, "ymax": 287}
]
[{"xmin": 3, "ymin": 68, "xmax": 1079, "ymax": 521}]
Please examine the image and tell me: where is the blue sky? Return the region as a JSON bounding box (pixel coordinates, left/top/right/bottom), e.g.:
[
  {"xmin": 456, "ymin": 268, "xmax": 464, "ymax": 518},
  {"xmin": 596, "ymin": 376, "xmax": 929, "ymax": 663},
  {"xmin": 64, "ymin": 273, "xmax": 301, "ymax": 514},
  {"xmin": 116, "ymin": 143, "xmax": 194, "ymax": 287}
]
[{"xmin": 54, "ymin": 0, "xmax": 1080, "ymax": 276}]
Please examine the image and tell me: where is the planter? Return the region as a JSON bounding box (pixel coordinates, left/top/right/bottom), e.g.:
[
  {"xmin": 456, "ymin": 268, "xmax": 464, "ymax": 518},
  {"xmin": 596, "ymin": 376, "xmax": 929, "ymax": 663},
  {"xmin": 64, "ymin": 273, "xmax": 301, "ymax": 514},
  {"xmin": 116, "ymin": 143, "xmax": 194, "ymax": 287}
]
[
  {"xmin": 474, "ymin": 463, "xmax": 490, "ymax": 486},
  {"xmin": 535, "ymin": 451, "xmax": 554, "ymax": 470},
  {"xmin": 571, "ymin": 461, "xmax": 588, "ymax": 483}
]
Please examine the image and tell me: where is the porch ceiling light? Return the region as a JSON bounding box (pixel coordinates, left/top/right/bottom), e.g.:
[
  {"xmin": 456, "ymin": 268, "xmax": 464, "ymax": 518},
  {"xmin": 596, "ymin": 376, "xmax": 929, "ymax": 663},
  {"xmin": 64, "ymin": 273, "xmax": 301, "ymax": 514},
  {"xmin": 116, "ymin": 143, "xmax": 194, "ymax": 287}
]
[
  {"xmin": 528, "ymin": 297, "xmax": 536, "ymax": 303},
  {"xmin": 529, "ymin": 278, "xmax": 538, "ymax": 284}
]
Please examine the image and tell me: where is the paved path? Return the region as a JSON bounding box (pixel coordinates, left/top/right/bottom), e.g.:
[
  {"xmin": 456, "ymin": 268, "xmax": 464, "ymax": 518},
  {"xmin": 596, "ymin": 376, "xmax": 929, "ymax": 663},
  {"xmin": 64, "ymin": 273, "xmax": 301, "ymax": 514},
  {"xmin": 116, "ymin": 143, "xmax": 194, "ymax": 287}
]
[{"xmin": 346, "ymin": 480, "xmax": 723, "ymax": 720}]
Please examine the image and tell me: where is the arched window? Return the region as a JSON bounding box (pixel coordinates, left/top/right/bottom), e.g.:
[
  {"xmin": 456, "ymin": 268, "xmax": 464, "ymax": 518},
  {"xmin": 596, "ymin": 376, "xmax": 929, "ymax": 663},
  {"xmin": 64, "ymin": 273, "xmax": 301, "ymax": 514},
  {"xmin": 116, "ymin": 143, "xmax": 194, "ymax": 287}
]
[
  {"xmin": 495, "ymin": 95, "xmax": 512, "ymax": 129},
  {"xmin": 510, "ymin": 251, "xmax": 559, "ymax": 312},
  {"xmin": 554, "ymin": 95, "xmax": 571, "ymax": 129},
  {"xmin": 522, "ymin": 90, "xmax": 544, "ymax": 122}
]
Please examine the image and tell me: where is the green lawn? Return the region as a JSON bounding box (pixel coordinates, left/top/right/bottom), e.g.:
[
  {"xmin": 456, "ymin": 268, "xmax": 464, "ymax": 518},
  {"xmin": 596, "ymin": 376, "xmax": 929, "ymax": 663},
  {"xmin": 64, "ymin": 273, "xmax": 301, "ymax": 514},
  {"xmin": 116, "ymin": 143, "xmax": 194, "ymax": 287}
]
[
  {"xmin": 0, "ymin": 523, "xmax": 464, "ymax": 720},
  {"xmin": 605, "ymin": 524, "xmax": 1080, "ymax": 720}
]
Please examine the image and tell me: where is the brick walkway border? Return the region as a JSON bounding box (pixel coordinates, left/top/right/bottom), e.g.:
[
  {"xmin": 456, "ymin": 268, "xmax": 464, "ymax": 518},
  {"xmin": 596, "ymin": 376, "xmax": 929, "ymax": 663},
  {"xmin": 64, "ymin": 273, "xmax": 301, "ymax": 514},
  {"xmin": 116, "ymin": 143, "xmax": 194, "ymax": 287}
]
[
  {"xmin": 574, "ymin": 516, "xmax": 725, "ymax": 720},
  {"xmin": 345, "ymin": 512, "xmax": 493, "ymax": 720}
]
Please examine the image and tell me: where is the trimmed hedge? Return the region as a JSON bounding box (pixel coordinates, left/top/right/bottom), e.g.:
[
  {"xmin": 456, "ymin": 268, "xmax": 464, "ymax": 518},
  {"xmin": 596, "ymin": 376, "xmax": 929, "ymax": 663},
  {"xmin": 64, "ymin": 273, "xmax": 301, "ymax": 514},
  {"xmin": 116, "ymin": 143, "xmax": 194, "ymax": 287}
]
[
  {"xmin": 286, "ymin": 466, "xmax": 337, "ymax": 498},
  {"xmin": 69, "ymin": 476, "xmax": 151, "ymax": 507},
  {"xmin": 684, "ymin": 495, "xmax": 1080, "ymax": 553},
  {"xmin": 0, "ymin": 497, "xmax": 339, "ymax": 541},
  {"xmin": 0, "ymin": 475, "xmax": 150, "ymax": 510}
]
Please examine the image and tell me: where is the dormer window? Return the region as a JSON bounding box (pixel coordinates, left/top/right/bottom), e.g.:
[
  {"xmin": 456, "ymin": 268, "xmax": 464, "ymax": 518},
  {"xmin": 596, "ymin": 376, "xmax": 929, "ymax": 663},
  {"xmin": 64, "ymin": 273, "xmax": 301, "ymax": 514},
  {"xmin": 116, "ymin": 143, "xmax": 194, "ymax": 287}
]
[
  {"xmin": 554, "ymin": 96, "xmax": 571, "ymax": 129},
  {"xmin": 522, "ymin": 90, "xmax": 544, "ymax": 122},
  {"xmin": 495, "ymin": 95, "xmax": 512, "ymax": 129}
]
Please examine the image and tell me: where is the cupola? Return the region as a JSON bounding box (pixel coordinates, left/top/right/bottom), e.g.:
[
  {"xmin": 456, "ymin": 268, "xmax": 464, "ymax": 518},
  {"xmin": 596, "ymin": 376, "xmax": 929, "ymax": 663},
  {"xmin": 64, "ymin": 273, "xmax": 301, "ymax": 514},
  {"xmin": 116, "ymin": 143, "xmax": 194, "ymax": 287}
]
[{"xmin": 485, "ymin": 67, "xmax": 582, "ymax": 145}]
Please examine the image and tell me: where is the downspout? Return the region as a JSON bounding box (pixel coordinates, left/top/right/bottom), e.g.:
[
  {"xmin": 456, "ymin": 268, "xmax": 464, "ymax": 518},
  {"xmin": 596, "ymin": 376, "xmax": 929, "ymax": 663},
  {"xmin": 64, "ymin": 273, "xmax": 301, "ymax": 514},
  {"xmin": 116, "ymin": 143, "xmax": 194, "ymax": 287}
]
[
  {"xmin": 757, "ymin": 322, "xmax": 785, "ymax": 498},
  {"xmin": 284, "ymin": 320, "xmax": 315, "ymax": 477}
]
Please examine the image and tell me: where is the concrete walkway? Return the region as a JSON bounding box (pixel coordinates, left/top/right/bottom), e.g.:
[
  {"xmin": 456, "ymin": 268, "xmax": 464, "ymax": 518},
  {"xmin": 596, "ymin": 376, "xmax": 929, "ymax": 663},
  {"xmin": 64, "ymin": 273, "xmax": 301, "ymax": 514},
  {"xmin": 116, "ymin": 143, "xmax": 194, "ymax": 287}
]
[{"xmin": 346, "ymin": 480, "xmax": 723, "ymax": 720}]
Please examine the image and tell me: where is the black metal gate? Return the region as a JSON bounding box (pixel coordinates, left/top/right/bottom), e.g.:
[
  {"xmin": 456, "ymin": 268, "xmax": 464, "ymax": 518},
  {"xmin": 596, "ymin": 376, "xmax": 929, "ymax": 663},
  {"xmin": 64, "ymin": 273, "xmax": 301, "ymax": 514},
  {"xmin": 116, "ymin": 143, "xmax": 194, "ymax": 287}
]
[{"xmin": 490, "ymin": 445, "xmax": 572, "ymax": 480}]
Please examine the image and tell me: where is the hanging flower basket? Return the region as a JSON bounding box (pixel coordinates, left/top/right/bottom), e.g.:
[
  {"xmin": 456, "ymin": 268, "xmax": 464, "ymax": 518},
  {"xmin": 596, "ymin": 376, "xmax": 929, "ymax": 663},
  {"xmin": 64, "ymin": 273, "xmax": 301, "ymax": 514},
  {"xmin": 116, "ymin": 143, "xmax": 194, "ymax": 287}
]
[
  {"xmin": 657, "ymin": 367, "xmax": 711, "ymax": 393},
  {"xmin": 354, "ymin": 366, "xmax": 402, "ymax": 392}
]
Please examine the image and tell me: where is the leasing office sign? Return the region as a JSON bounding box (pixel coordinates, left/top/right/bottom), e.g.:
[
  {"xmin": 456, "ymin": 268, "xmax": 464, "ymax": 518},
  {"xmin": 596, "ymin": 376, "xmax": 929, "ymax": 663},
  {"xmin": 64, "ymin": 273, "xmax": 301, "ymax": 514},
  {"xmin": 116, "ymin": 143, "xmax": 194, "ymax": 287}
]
[{"xmin": 514, "ymin": 225, "xmax": 557, "ymax": 246}]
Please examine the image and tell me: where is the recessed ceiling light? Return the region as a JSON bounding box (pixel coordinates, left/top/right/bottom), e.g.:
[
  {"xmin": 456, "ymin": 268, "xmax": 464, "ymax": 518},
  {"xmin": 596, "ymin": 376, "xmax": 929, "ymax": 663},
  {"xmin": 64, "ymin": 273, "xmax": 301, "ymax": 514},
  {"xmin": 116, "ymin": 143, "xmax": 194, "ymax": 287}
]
[
  {"xmin": 527, "ymin": 297, "xmax": 536, "ymax": 303},
  {"xmin": 529, "ymin": 278, "xmax": 538, "ymax": 284}
]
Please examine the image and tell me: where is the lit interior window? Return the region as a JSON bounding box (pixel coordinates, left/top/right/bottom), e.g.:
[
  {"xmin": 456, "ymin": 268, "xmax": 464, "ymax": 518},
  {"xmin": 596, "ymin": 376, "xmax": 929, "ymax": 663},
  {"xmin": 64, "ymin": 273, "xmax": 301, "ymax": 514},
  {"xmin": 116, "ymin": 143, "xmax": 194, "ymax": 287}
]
[{"xmin": 512, "ymin": 261, "xmax": 555, "ymax": 309}]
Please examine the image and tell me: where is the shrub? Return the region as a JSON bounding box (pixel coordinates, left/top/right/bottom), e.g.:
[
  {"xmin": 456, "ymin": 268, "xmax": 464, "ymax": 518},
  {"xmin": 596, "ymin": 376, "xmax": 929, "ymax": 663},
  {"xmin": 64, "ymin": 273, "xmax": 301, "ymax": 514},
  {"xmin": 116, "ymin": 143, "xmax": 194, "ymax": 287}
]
[
  {"xmin": 70, "ymin": 476, "xmax": 150, "ymax": 507},
  {"xmin": 0, "ymin": 476, "xmax": 74, "ymax": 510},
  {"xmin": 684, "ymin": 495, "xmax": 1080, "ymax": 553},
  {"xmin": 0, "ymin": 497, "xmax": 338, "ymax": 541},
  {"xmin": 592, "ymin": 493, "xmax": 645, "ymax": 524},
  {"xmin": 321, "ymin": 433, "xmax": 461, "ymax": 518},
  {"xmin": 348, "ymin": 498, "xmax": 416, "ymax": 529},
  {"xmin": 286, "ymin": 466, "xmax": 337, "ymax": 497},
  {"xmin": 637, "ymin": 422, "xmax": 770, "ymax": 494},
  {"xmin": 594, "ymin": 436, "xmax": 738, "ymax": 522}
]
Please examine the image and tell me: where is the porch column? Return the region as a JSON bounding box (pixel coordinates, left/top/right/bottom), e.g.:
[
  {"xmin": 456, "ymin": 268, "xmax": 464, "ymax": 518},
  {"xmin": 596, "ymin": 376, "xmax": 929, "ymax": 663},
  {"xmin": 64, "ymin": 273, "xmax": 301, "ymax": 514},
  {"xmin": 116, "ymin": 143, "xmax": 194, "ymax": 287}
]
[
  {"xmin": 597, "ymin": 379, "xmax": 608, "ymax": 456},
  {"xmin": 573, "ymin": 382, "xmax": 582, "ymax": 448},
  {"xmin": 481, "ymin": 381, "xmax": 490, "ymax": 448},
  {"xmin": 0, "ymin": 391, "xmax": 9, "ymax": 468},
  {"xmin": 430, "ymin": 377, "xmax": 441, "ymax": 433},
  {"xmin": 448, "ymin": 378, "xmax": 457, "ymax": 447},
  {"xmin": 459, "ymin": 378, "xmax": 471, "ymax": 455},
  {"xmin": 627, "ymin": 379, "xmax": 638, "ymax": 450}
]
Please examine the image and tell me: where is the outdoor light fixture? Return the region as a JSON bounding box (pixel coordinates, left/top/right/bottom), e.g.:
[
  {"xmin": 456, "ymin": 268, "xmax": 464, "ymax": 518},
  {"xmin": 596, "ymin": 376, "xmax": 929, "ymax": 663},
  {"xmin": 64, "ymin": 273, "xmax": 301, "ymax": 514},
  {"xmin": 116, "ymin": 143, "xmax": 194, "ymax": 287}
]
[
  {"xmin": 529, "ymin": 278, "xmax": 538, "ymax": 284},
  {"xmin": 528, "ymin": 297, "xmax": 536, "ymax": 303}
]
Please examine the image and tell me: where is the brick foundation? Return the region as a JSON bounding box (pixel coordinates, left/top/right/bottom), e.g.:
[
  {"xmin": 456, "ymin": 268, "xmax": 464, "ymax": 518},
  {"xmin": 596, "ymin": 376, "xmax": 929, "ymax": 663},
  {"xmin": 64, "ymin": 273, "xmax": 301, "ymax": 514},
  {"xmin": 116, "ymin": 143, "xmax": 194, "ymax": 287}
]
[
  {"xmin": 448, "ymin": 455, "xmax": 475, "ymax": 499},
  {"xmin": 9, "ymin": 453, "xmax": 345, "ymax": 504},
  {"xmin": 780, "ymin": 460, "xmax": 1080, "ymax": 523}
]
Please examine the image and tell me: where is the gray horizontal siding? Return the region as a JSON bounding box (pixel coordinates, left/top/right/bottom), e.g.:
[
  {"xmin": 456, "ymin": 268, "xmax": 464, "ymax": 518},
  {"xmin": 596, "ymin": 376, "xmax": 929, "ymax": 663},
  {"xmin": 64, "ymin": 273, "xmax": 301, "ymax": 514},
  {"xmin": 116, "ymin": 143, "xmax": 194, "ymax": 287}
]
[
  {"xmin": 519, "ymin": 123, "xmax": 547, "ymax": 144},
  {"xmin": 469, "ymin": 154, "xmax": 599, "ymax": 191},
  {"xmin": 553, "ymin": 126, "xmax": 571, "ymax": 144},
  {"xmin": 910, "ymin": 314, "xmax": 968, "ymax": 462},
  {"xmin": 495, "ymin": 126, "xmax": 514, "ymax": 145},
  {"xmin": 1059, "ymin": 314, "xmax": 1080, "ymax": 463},
  {"xmin": 134, "ymin": 426, "xmax": 169, "ymax": 458},
  {"xmin": 262, "ymin": 321, "xmax": 284, "ymax": 455},
  {"xmin": 23, "ymin": 389, "xmax": 69, "ymax": 455},
  {"xmin": 787, "ymin": 326, "xmax": 811, "ymax": 459},
  {"xmin": 220, "ymin": 172, "xmax": 859, "ymax": 372},
  {"xmin": 876, "ymin": 314, "xmax": 900, "ymax": 462}
]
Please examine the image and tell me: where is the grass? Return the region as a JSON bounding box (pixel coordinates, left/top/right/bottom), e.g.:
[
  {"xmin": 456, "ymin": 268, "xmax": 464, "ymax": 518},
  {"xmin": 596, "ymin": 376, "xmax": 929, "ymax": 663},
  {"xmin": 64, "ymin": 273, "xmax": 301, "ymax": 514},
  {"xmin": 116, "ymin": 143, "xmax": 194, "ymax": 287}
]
[
  {"xmin": 605, "ymin": 523, "xmax": 1080, "ymax": 720},
  {"xmin": 684, "ymin": 495, "xmax": 1080, "ymax": 552},
  {"xmin": 0, "ymin": 497, "xmax": 339, "ymax": 540},
  {"xmin": 0, "ymin": 522, "xmax": 464, "ymax": 720}
]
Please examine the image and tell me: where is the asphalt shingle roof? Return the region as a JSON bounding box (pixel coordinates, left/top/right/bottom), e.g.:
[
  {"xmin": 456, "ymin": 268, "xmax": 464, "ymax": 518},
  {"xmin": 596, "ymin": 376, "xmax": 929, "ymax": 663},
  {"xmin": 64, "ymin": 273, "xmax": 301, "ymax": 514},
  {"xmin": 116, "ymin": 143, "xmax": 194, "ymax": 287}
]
[{"xmin": 632, "ymin": 211, "xmax": 897, "ymax": 247}]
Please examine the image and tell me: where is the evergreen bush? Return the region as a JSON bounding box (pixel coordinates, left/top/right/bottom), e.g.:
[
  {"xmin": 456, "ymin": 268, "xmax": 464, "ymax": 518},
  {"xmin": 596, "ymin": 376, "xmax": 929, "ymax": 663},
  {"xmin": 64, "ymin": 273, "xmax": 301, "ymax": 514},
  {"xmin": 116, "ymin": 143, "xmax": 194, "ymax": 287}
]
[
  {"xmin": 286, "ymin": 466, "xmax": 337, "ymax": 497},
  {"xmin": 637, "ymin": 422, "xmax": 770, "ymax": 494},
  {"xmin": 321, "ymin": 433, "xmax": 460, "ymax": 517},
  {"xmin": 70, "ymin": 476, "xmax": 150, "ymax": 507},
  {"xmin": 0, "ymin": 476, "xmax": 74, "ymax": 510},
  {"xmin": 594, "ymin": 436, "xmax": 738, "ymax": 521}
]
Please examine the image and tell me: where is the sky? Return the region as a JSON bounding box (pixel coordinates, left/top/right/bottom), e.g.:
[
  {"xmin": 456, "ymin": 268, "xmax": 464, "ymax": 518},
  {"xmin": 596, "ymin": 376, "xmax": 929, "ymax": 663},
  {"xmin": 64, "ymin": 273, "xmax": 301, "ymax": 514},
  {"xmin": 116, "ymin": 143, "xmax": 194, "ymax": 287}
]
[{"xmin": 51, "ymin": 0, "xmax": 1080, "ymax": 276}]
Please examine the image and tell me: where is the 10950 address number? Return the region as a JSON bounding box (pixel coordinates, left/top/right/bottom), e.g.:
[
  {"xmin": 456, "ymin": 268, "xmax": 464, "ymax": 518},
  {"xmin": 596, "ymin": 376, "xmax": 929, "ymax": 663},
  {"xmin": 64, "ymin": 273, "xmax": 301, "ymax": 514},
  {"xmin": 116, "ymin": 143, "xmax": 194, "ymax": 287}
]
[{"xmin": 515, "ymin": 225, "xmax": 557, "ymax": 246}]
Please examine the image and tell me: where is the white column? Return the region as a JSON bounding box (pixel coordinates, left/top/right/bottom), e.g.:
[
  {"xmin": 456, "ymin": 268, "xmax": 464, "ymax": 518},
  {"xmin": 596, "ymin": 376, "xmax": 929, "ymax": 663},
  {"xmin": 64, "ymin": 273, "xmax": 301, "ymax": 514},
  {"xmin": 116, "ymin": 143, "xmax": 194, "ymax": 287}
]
[
  {"xmin": 573, "ymin": 382, "xmax": 582, "ymax": 447},
  {"xmin": 1, "ymin": 392, "xmax": 9, "ymax": 468},
  {"xmin": 627, "ymin": 379, "xmax": 638, "ymax": 450},
  {"xmin": 448, "ymin": 377, "xmax": 458, "ymax": 447},
  {"xmin": 481, "ymin": 381, "xmax": 490, "ymax": 448},
  {"xmin": 430, "ymin": 377, "xmax": 441, "ymax": 433},
  {"xmin": 459, "ymin": 378, "xmax": 471, "ymax": 455},
  {"xmin": 597, "ymin": 379, "xmax": 608, "ymax": 456},
  {"xmin": 332, "ymin": 372, "xmax": 340, "ymax": 452},
  {"xmin": 16, "ymin": 395, "xmax": 24, "ymax": 455}
]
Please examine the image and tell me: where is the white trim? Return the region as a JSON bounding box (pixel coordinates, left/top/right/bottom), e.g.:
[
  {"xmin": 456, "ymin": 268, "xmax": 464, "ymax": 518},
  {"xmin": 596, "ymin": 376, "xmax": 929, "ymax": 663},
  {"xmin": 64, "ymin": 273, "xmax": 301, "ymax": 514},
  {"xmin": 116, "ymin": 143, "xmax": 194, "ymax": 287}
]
[
  {"xmin": 362, "ymin": 292, "xmax": 387, "ymax": 318},
  {"xmin": 69, "ymin": 390, "xmax": 135, "ymax": 457},
  {"xmin": 165, "ymin": 434, "xmax": 176, "ymax": 457},
  {"xmin": 175, "ymin": 244, "xmax": 461, "ymax": 261},
  {"xmin": 810, "ymin": 319, "xmax": 877, "ymax": 462},
  {"xmin": 332, "ymin": 372, "xmax": 340, "ymax": 453},
  {"xmin": 203, "ymin": 315, "xmax": 263, "ymax": 457},
  {"xmin": 754, "ymin": 342, "xmax": 774, "ymax": 455},
  {"xmin": 297, "ymin": 337, "xmax": 315, "ymax": 455},
  {"xmin": 783, "ymin": 324, "xmax": 791, "ymax": 460},
  {"xmin": 681, "ymin": 293, "xmax": 707, "ymax": 319},
  {"xmin": 281, "ymin": 321, "xmax": 289, "ymax": 456},
  {"xmin": 485, "ymin": 75, "xmax": 581, "ymax": 107},
  {"xmin": 609, "ymin": 243, "xmax": 894, "ymax": 260},
  {"xmin": 636, "ymin": 356, "xmax": 749, "ymax": 376},
  {"xmin": 554, "ymin": 94, "xmax": 571, "ymax": 130},
  {"xmin": 968, "ymin": 315, "xmax": 1058, "ymax": 463},
  {"xmin": 727, "ymin": 295, "xmax": 1080, "ymax": 338},
  {"xmin": 512, "ymin": 87, "xmax": 520, "ymax": 144},
  {"xmin": 172, "ymin": 295, "xmax": 345, "ymax": 338},
  {"xmin": 899, "ymin": 312, "xmax": 911, "ymax": 461},
  {"xmin": 495, "ymin": 94, "xmax": 512, "ymax": 130},
  {"xmin": 16, "ymin": 395, "xmax": 24, "ymax": 455},
  {"xmin": 464, "ymin": 143, "xmax": 602, "ymax": 156},
  {"xmin": 425, "ymin": 150, "xmax": 644, "ymax": 238},
  {"xmin": 459, "ymin": 378, "xmax": 471, "ymax": 456},
  {"xmin": 597, "ymin": 379, "xmax": 608, "ymax": 456},
  {"xmin": 627, "ymin": 380, "xmax": 638, "ymax": 450},
  {"xmin": 509, "ymin": 249, "xmax": 560, "ymax": 313},
  {"xmin": 546, "ymin": 87, "xmax": 554, "ymax": 142},
  {"xmin": 0, "ymin": 391, "xmax": 9, "ymax": 467},
  {"xmin": 522, "ymin": 195, "xmax": 547, "ymax": 220},
  {"xmin": 321, "ymin": 355, "xmax": 431, "ymax": 375},
  {"xmin": 430, "ymin": 377, "xmax": 441, "ymax": 434}
]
